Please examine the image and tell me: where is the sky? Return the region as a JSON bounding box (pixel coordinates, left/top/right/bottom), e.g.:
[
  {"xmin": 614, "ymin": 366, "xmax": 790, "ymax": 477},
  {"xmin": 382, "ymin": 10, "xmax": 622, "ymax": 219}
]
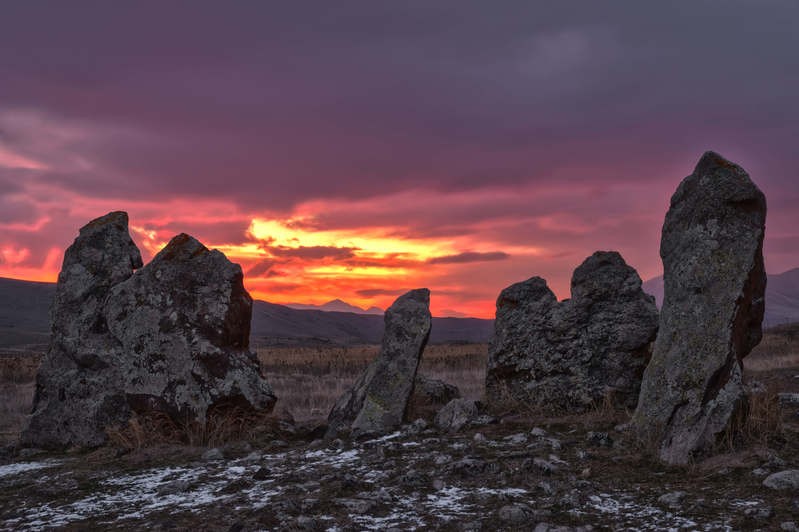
[{"xmin": 0, "ymin": 1, "xmax": 797, "ymax": 318}]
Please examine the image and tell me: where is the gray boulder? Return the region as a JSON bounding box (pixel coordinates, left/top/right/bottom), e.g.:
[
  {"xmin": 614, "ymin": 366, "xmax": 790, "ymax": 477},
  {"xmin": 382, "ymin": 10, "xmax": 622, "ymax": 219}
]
[
  {"xmin": 22, "ymin": 212, "xmax": 143, "ymax": 449},
  {"xmin": 486, "ymin": 251, "xmax": 658, "ymax": 412},
  {"xmin": 405, "ymin": 374, "xmax": 461, "ymax": 420},
  {"xmin": 326, "ymin": 289, "xmax": 431, "ymax": 439},
  {"xmin": 763, "ymin": 470, "xmax": 799, "ymax": 491},
  {"xmin": 104, "ymin": 233, "xmax": 275, "ymax": 421},
  {"xmin": 434, "ymin": 398, "xmax": 479, "ymax": 433},
  {"xmin": 21, "ymin": 213, "xmax": 275, "ymax": 449},
  {"xmin": 632, "ymin": 151, "xmax": 766, "ymax": 465}
]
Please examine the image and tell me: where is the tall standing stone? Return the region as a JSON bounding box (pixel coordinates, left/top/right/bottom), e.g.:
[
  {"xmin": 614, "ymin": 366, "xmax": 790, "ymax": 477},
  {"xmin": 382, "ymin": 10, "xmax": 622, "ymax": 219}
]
[
  {"xmin": 326, "ymin": 289, "xmax": 431, "ymax": 438},
  {"xmin": 22, "ymin": 212, "xmax": 143, "ymax": 448},
  {"xmin": 21, "ymin": 214, "xmax": 275, "ymax": 450},
  {"xmin": 486, "ymin": 251, "xmax": 658, "ymax": 411},
  {"xmin": 632, "ymin": 151, "xmax": 766, "ymax": 464}
]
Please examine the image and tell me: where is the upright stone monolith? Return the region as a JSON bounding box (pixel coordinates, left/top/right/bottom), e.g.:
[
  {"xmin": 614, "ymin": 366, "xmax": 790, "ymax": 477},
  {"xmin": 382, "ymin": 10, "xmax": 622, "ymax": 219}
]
[
  {"xmin": 326, "ymin": 289, "xmax": 431, "ymax": 438},
  {"xmin": 632, "ymin": 151, "xmax": 767, "ymax": 464},
  {"xmin": 21, "ymin": 213, "xmax": 275, "ymax": 449}
]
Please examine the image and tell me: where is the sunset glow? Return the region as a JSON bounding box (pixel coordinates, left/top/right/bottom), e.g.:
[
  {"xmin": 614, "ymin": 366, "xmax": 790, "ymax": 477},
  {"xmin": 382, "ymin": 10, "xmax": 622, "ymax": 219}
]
[{"xmin": 1, "ymin": 3, "xmax": 797, "ymax": 318}]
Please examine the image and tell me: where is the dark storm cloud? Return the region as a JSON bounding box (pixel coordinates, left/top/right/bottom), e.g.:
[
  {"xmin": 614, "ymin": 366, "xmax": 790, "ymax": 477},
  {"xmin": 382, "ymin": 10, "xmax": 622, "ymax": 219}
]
[
  {"xmin": 428, "ymin": 251, "xmax": 511, "ymax": 265},
  {"xmin": 267, "ymin": 245, "xmax": 357, "ymax": 260},
  {"xmin": 0, "ymin": 1, "xmax": 796, "ymax": 209}
]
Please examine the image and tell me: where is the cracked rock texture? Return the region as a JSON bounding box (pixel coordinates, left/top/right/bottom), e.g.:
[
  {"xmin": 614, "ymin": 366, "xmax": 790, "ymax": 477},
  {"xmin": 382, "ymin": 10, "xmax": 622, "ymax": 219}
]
[
  {"xmin": 21, "ymin": 213, "xmax": 275, "ymax": 449},
  {"xmin": 486, "ymin": 251, "xmax": 658, "ymax": 411},
  {"xmin": 327, "ymin": 289, "xmax": 431, "ymax": 439},
  {"xmin": 632, "ymin": 151, "xmax": 766, "ymax": 465}
]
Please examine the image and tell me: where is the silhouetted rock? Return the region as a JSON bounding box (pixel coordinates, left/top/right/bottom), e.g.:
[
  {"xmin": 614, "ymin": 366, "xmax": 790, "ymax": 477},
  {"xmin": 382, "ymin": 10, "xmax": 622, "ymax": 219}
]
[
  {"xmin": 406, "ymin": 374, "xmax": 461, "ymax": 421},
  {"xmin": 21, "ymin": 214, "xmax": 274, "ymax": 449},
  {"xmin": 326, "ymin": 289, "xmax": 431, "ymax": 439},
  {"xmin": 486, "ymin": 251, "xmax": 658, "ymax": 411},
  {"xmin": 632, "ymin": 151, "xmax": 766, "ymax": 465}
]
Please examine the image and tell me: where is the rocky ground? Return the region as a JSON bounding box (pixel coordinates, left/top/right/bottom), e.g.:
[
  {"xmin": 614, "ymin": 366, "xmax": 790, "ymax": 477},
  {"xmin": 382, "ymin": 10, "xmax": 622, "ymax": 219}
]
[{"xmin": 2, "ymin": 383, "xmax": 798, "ymax": 532}]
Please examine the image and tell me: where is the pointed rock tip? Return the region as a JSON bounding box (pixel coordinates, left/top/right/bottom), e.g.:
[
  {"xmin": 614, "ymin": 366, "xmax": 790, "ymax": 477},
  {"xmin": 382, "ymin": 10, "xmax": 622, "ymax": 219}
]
[
  {"xmin": 694, "ymin": 150, "xmax": 742, "ymax": 176},
  {"xmin": 79, "ymin": 211, "xmax": 130, "ymax": 234},
  {"xmin": 399, "ymin": 288, "xmax": 430, "ymax": 303},
  {"xmin": 156, "ymin": 233, "xmax": 209, "ymax": 261}
]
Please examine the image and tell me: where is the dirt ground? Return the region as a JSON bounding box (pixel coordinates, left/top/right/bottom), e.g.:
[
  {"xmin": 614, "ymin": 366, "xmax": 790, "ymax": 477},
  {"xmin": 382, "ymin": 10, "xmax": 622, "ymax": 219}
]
[{"xmin": 0, "ymin": 329, "xmax": 798, "ymax": 530}]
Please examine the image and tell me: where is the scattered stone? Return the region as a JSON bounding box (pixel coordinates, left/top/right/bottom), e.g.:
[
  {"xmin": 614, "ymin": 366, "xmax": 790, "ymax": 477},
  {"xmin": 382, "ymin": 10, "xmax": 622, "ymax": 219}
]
[
  {"xmin": 657, "ymin": 491, "xmax": 686, "ymax": 508},
  {"xmin": 17, "ymin": 448, "xmax": 45, "ymax": 460},
  {"xmin": 486, "ymin": 251, "xmax": 658, "ymax": 412},
  {"xmin": 505, "ymin": 433, "xmax": 528, "ymax": 444},
  {"xmin": 764, "ymin": 470, "xmax": 799, "ymax": 490},
  {"xmin": 335, "ymin": 497, "xmax": 376, "ymax": 514},
  {"xmin": 632, "ymin": 152, "xmax": 767, "ymax": 465},
  {"xmin": 21, "ymin": 213, "xmax": 275, "ymax": 450},
  {"xmin": 744, "ymin": 505, "xmax": 773, "ymax": 519},
  {"xmin": 296, "ymin": 515, "xmax": 319, "ymax": 531},
  {"xmin": 473, "ymin": 432, "xmax": 486, "ymax": 443},
  {"xmin": 532, "ymin": 457, "xmax": 559, "ymax": 474},
  {"xmin": 157, "ymin": 479, "xmax": 190, "ymax": 495},
  {"xmin": 530, "ymin": 427, "xmax": 548, "ymax": 437},
  {"xmin": 781, "ymin": 522, "xmax": 799, "ymax": 531},
  {"xmin": 470, "ymin": 414, "xmax": 497, "ymax": 426},
  {"xmin": 202, "ymin": 448, "xmax": 224, "ymax": 461},
  {"xmin": 434, "ymin": 398, "xmax": 479, "ymax": 433},
  {"xmin": 326, "ymin": 289, "xmax": 431, "ymax": 439},
  {"xmin": 779, "ymin": 393, "xmax": 799, "ymax": 405},
  {"xmin": 498, "ymin": 503, "xmax": 535, "ymax": 524},
  {"xmin": 406, "ymin": 374, "xmax": 461, "ymax": 420},
  {"xmin": 586, "ymin": 432, "xmax": 613, "ymax": 448},
  {"xmin": 752, "ymin": 467, "xmax": 769, "ymax": 477}
]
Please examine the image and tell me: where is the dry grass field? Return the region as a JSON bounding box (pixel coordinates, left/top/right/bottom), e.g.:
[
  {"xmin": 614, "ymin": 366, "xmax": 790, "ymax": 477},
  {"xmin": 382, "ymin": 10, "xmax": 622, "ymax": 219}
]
[
  {"xmin": 0, "ymin": 323, "xmax": 797, "ymax": 444},
  {"xmin": 259, "ymin": 343, "xmax": 487, "ymax": 420}
]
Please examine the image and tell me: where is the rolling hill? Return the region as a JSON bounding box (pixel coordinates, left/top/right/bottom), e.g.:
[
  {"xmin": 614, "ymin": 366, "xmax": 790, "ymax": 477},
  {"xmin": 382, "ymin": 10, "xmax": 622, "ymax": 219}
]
[{"xmin": 0, "ymin": 277, "xmax": 493, "ymax": 349}]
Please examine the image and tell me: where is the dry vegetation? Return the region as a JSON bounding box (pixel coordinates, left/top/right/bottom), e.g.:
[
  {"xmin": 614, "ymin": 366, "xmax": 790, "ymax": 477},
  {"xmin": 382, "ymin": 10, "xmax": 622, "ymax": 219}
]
[
  {"xmin": 1, "ymin": 323, "xmax": 798, "ymax": 446},
  {"xmin": 259, "ymin": 343, "xmax": 487, "ymax": 421}
]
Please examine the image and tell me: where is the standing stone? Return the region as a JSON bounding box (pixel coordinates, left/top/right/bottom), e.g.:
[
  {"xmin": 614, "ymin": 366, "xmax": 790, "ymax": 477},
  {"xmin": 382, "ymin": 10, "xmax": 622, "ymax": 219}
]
[
  {"xmin": 21, "ymin": 213, "xmax": 275, "ymax": 450},
  {"xmin": 631, "ymin": 151, "xmax": 766, "ymax": 465},
  {"xmin": 326, "ymin": 289, "xmax": 431, "ymax": 438},
  {"xmin": 486, "ymin": 251, "xmax": 658, "ymax": 412},
  {"xmin": 22, "ymin": 212, "xmax": 143, "ymax": 449},
  {"xmin": 104, "ymin": 233, "xmax": 276, "ymax": 423}
]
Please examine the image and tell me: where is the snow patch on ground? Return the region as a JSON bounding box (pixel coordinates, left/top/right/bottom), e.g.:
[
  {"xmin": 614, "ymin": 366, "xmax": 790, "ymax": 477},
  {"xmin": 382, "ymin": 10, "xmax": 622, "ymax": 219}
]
[{"xmin": 0, "ymin": 460, "xmax": 61, "ymax": 479}]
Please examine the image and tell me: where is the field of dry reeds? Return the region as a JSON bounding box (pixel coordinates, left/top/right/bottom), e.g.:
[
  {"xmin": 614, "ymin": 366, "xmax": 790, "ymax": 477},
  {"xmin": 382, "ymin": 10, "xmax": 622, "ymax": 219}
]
[{"xmin": 0, "ymin": 322, "xmax": 797, "ymax": 445}]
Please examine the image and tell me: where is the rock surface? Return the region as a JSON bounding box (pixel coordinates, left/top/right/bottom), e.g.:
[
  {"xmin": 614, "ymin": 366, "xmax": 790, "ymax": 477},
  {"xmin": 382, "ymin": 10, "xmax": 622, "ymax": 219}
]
[
  {"xmin": 406, "ymin": 374, "xmax": 461, "ymax": 421},
  {"xmin": 632, "ymin": 151, "xmax": 767, "ymax": 465},
  {"xmin": 434, "ymin": 398, "xmax": 479, "ymax": 433},
  {"xmin": 763, "ymin": 470, "xmax": 799, "ymax": 491},
  {"xmin": 21, "ymin": 213, "xmax": 275, "ymax": 449},
  {"xmin": 486, "ymin": 251, "xmax": 658, "ymax": 411},
  {"xmin": 326, "ymin": 289, "xmax": 431, "ymax": 438}
]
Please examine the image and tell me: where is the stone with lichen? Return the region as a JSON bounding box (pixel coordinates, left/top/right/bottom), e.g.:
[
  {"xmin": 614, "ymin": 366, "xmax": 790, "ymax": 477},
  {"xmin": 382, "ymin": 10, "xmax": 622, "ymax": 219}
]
[{"xmin": 631, "ymin": 151, "xmax": 766, "ymax": 465}]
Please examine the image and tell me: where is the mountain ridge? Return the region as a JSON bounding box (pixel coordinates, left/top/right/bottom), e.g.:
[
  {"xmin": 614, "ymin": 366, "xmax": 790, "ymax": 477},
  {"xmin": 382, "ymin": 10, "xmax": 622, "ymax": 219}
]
[{"xmin": 0, "ymin": 277, "xmax": 493, "ymax": 348}]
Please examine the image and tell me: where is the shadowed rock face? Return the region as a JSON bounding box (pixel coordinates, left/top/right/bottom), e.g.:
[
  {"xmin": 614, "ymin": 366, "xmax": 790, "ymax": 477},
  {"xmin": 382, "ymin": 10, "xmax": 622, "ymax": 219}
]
[
  {"xmin": 326, "ymin": 289, "xmax": 431, "ymax": 439},
  {"xmin": 486, "ymin": 251, "xmax": 658, "ymax": 412},
  {"xmin": 632, "ymin": 151, "xmax": 766, "ymax": 465},
  {"xmin": 21, "ymin": 214, "xmax": 274, "ymax": 449}
]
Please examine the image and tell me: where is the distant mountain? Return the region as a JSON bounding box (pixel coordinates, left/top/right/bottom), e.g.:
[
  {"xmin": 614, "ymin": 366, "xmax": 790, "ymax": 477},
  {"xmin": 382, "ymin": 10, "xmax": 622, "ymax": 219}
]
[
  {"xmin": 286, "ymin": 299, "xmax": 383, "ymax": 315},
  {"xmin": 0, "ymin": 277, "xmax": 493, "ymax": 349},
  {"xmin": 642, "ymin": 267, "xmax": 799, "ymax": 327},
  {"xmin": 0, "ymin": 277, "xmax": 55, "ymax": 349}
]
